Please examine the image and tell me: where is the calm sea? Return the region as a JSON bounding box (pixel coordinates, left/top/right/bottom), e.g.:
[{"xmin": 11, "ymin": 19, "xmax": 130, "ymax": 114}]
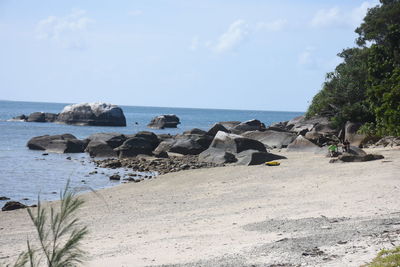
[{"xmin": 0, "ymin": 100, "xmax": 303, "ymax": 205}]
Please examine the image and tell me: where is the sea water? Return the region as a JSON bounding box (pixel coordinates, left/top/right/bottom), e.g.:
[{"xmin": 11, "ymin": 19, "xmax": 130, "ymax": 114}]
[{"xmin": 0, "ymin": 100, "xmax": 303, "ymax": 205}]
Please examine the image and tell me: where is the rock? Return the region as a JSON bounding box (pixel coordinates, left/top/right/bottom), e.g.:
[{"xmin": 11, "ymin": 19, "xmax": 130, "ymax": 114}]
[
  {"xmin": 375, "ymin": 136, "xmax": 400, "ymax": 147},
  {"xmin": 242, "ymin": 130, "xmax": 296, "ymax": 149},
  {"xmin": 235, "ymin": 149, "xmax": 286, "ymax": 166},
  {"xmin": 154, "ymin": 151, "xmax": 169, "ymax": 158},
  {"xmin": 286, "ymin": 135, "xmax": 324, "ymax": 153},
  {"xmin": 154, "ymin": 140, "xmax": 175, "ymax": 155},
  {"xmin": 333, "ymin": 154, "xmax": 384, "ymax": 163},
  {"xmin": 44, "ymin": 113, "xmax": 58, "ymax": 122},
  {"xmin": 45, "ymin": 139, "xmax": 88, "ymax": 153},
  {"xmin": 114, "ymin": 137, "xmax": 154, "ymax": 158},
  {"xmin": 27, "ymin": 134, "xmax": 77, "ymax": 150},
  {"xmin": 27, "ymin": 112, "xmax": 46, "ymax": 122},
  {"xmin": 109, "ymin": 174, "xmax": 121, "ymax": 180},
  {"xmin": 347, "ymin": 146, "xmax": 367, "ymax": 156},
  {"xmin": 157, "ymin": 134, "xmax": 174, "ymax": 142},
  {"xmin": 147, "ymin": 114, "xmax": 180, "ymax": 129},
  {"xmin": 218, "ymin": 121, "xmax": 241, "ymax": 130},
  {"xmin": 344, "ymin": 122, "xmax": 364, "ymax": 146},
  {"xmin": 183, "ymin": 128, "xmax": 207, "ymax": 135},
  {"xmin": 132, "ymin": 131, "xmax": 159, "ymax": 150},
  {"xmin": 207, "ymin": 123, "xmax": 229, "ymax": 137},
  {"xmin": 57, "ymin": 103, "xmax": 126, "ymax": 126},
  {"xmin": 169, "ymin": 138, "xmax": 206, "ymax": 155},
  {"xmin": 268, "ymin": 121, "xmax": 289, "ymax": 132},
  {"xmin": 209, "ymin": 131, "xmax": 266, "ymax": 153},
  {"xmin": 87, "ymin": 133, "xmax": 126, "ymax": 149},
  {"xmin": 10, "ymin": 114, "xmax": 27, "ymax": 121},
  {"xmin": 2, "ymin": 201, "xmax": 27, "ymax": 211},
  {"xmin": 0, "ymin": 196, "xmax": 10, "ymax": 200},
  {"xmin": 198, "ymin": 148, "xmax": 237, "ymax": 164},
  {"xmin": 287, "ymin": 116, "xmax": 331, "ymax": 135},
  {"xmin": 85, "ymin": 140, "xmax": 117, "ymax": 157},
  {"xmin": 230, "ymin": 119, "xmax": 266, "ymax": 134}
]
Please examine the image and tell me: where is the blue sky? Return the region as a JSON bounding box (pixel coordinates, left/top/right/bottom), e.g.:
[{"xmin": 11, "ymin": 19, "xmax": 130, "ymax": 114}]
[{"xmin": 0, "ymin": 0, "xmax": 378, "ymax": 111}]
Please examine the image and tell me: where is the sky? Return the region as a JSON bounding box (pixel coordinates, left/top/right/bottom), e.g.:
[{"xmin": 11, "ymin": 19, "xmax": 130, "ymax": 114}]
[{"xmin": 0, "ymin": 0, "xmax": 379, "ymax": 111}]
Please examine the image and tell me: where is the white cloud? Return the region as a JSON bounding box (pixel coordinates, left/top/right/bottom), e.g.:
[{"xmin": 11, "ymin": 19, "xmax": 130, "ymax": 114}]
[
  {"xmin": 128, "ymin": 10, "xmax": 143, "ymax": 17},
  {"xmin": 36, "ymin": 9, "xmax": 94, "ymax": 49},
  {"xmin": 189, "ymin": 36, "xmax": 200, "ymax": 51},
  {"xmin": 310, "ymin": 1, "xmax": 378, "ymax": 29},
  {"xmin": 298, "ymin": 46, "xmax": 315, "ymax": 66},
  {"xmin": 310, "ymin": 7, "xmax": 341, "ymax": 28},
  {"xmin": 256, "ymin": 19, "xmax": 287, "ymax": 32},
  {"xmin": 213, "ymin": 19, "xmax": 249, "ymax": 53}
]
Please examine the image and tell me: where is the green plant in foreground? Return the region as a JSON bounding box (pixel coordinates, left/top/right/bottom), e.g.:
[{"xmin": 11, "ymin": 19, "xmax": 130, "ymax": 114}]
[
  {"xmin": 12, "ymin": 182, "xmax": 88, "ymax": 267},
  {"xmin": 362, "ymin": 246, "xmax": 400, "ymax": 267}
]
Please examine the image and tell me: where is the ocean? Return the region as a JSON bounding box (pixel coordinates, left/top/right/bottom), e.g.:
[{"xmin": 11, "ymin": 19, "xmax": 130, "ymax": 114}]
[{"xmin": 0, "ymin": 100, "xmax": 303, "ymax": 205}]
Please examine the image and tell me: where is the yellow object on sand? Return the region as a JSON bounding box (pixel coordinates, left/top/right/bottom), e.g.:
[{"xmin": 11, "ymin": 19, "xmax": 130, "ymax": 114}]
[{"xmin": 265, "ymin": 161, "xmax": 280, "ymax": 166}]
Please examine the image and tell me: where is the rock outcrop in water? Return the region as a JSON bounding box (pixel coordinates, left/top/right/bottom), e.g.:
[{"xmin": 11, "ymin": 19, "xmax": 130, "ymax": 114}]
[
  {"xmin": 147, "ymin": 115, "xmax": 180, "ymax": 129},
  {"xmin": 57, "ymin": 103, "xmax": 126, "ymax": 126}
]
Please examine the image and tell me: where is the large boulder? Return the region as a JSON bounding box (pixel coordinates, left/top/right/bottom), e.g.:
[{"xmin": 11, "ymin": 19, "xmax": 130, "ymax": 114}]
[
  {"xmin": 286, "ymin": 135, "xmax": 324, "ymax": 153},
  {"xmin": 207, "ymin": 123, "xmax": 229, "ymax": 137},
  {"xmin": 147, "ymin": 115, "xmax": 180, "ymax": 129},
  {"xmin": 153, "ymin": 140, "xmax": 175, "ymax": 155},
  {"xmin": 87, "ymin": 133, "xmax": 126, "ymax": 148},
  {"xmin": 132, "ymin": 131, "xmax": 160, "ymax": 150},
  {"xmin": 242, "ymin": 130, "xmax": 296, "ymax": 149},
  {"xmin": 344, "ymin": 122, "xmax": 369, "ymax": 147},
  {"xmin": 230, "ymin": 119, "xmax": 266, "ymax": 134},
  {"xmin": 114, "ymin": 137, "xmax": 154, "ymax": 158},
  {"xmin": 218, "ymin": 121, "xmax": 241, "ymax": 130},
  {"xmin": 85, "ymin": 141, "xmax": 117, "ymax": 157},
  {"xmin": 167, "ymin": 134, "xmax": 213, "ymax": 155},
  {"xmin": 57, "ymin": 103, "xmax": 126, "ymax": 126},
  {"xmin": 209, "ymin": 131, "xmax": 266, "ymax": 153},
  {"xmin": 27, "ymin": 112, "xmax": 46, "ymax": 122},
  {"xmin": 27, "ymin": 134, "xmax": 77, "ymax": 150},
  {"xmin": 235, "ymin": 150, "xmax": 286, "ymax": 166},
  {"xmin": 198, "ymin": 148, "xmax": 237, "ymax": 164},
  {"xmin": 287, "ymin": 116, "xmax": 331, "ymax": 135},
  {"xmin": 45, "ymin": 139, "xmax": 88, "ymax": 153},
  {"xmin": 183, "ymin": 128, "xmax": 207, "ymax": 135}
]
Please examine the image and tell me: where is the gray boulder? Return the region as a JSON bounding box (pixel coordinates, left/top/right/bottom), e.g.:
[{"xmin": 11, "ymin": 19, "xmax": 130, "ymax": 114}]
[
  {"xmin": 154, "ymin": 140, "xmax": 175, "ymax": 155},
  {"xmin": 286, "ymin": 135, "xmax": 324, "ymax": 153},
  {"xmin": 27, "ymin": 134, "xmax": 77, "ymax": 150},
  {"xmin": 287, "ymin": 116, "xmax": 331, "ymax": 135},
  {"xmin": 230, "ymin": 119, "xmax": 266, "ymax": 134},
  {"xmin": 344, "ymin": 122, "xmax": 369, "ymax": 147},
  {"xmin": 242, "ymin": 130, "xmax": 296, "ymax": 149},
  {"xmin": 132, "ymin": 131, "xmax": 159, "ymax": 150},
  {"xmin": 87, "ymin": 133, "xmax": 127, "ymax": 148},
  {"xmin": 198, "ymin": 148, "xmax": 237, "ymax": 164},
  {"xmin": 183, "ymin": 128, "xmax": 207, "ymax": 135},
  {"xmin": 207, "ymin": 123, "xmax": 229, "ymax": 137},
  {"xmin": 218, "ymin": 121, "xmax": 241, "ymax": 130},
  {"xmin": 209, "ymin": 131, "xmax": 266, "ymax": 153},
  {"xmin": 114, "ymin": 137, "xmax": 154, "ymax": 158},
  {"xmin": 235, "ymin": 150, "xmax": 286, "ymax": 166},
  {"xmin": 85, "ymin": 141, "xmax": 117, "ymax": 157},
  {"xmin": 57, "ymin": 103, "xmax": 126, "ymax": 126},
  {"xmin": 45, "ymin": 139, "xmax": 88, "ymax": 153},
  {"xmin": 168, "ymin": 134, "xmax": 213, "ymax": 155},
  {"xmin": 147, "ymin": 114, "xmax": 180, "ymax": 129},
  {"xmin": 27, "ymin": 112, "xmax": 46, "ymax": 122}
]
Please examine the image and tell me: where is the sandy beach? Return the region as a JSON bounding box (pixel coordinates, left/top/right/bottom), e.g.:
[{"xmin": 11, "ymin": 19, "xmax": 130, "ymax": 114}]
[{"xmin": 1, "ymin": 147, "xmax": 399, "ymax": 267}]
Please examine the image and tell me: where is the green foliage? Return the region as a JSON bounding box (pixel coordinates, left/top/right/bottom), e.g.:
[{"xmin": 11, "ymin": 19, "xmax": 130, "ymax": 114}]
[
  {"xmin": 12, "ymin": 182, "xmax": 88, "ymax": 267},
  {"xmin": 362, "ymin": 246, "xmax": 400, "ymax": 267},
  {"xmin": 307, "ymin": 0, "xmax": 400, "ymax": 136}
]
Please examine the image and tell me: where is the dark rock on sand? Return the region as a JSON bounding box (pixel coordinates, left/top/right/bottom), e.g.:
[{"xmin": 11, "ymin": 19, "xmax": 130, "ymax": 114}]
[
  {"xmin": 331, "ymin": 153, "xmax": 384, "ymax": 163},
  {"xmin": 198, "ymin": 148, "xmax": 237, "ymax": 164},
  {"xmin": 57, "ymin": 103, "xmax": 126, "ymax": 126},
  {"xmin": 235, "ymin": 149, "xmax": 286, "ymax": 166},
  {"xmin": 27, "ymin": 134, "xmax": 77, "ymax": 150},
  {"xmin": 2, "ymin": 201, "xmax": 27, "ymax": 211},
  {"xmin": 242, "ymin": 130, "xmax": 296, "ymax": 149},
  {"xmin": 147, "ymin": 114, "xmax": 180, "ymax": 129},
  {"xmin": 208, "ymin": 131, "xmax": 266, "ymax": 154}
]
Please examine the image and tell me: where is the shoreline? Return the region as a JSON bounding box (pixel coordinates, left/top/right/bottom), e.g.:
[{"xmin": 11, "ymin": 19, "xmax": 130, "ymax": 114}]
[{"xmin": 1, "ymin": 147, "xmax": 399, "ymax": 266}]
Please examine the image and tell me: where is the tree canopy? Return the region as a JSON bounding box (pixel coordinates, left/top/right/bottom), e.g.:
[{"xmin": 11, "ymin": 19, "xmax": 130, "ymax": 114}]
[{"xmin": 307, "ymin": 0, "xmax": 400, "ymax": 136}]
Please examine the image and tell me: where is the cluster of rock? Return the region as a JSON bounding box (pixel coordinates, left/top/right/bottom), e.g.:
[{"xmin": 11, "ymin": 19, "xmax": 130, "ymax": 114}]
[
  {"xmin": 95, "ymin": 155, "xmax": 223, "ymax": 175},
  {"xmin": 10, "ymin": 103, "xmax": 127, "ymax": 127}
]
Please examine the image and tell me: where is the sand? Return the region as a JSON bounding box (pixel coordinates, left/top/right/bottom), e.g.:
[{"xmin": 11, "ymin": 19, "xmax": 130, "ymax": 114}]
[{"xmin": 1, "ymin": 147, "xmax": 399, "ymax": 267}]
